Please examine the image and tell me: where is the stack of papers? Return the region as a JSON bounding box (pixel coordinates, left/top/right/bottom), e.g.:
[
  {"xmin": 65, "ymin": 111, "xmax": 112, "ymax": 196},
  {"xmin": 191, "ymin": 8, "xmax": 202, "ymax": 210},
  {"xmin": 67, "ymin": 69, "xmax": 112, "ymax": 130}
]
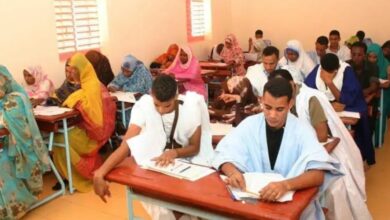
[
  {"xmin": 221, "ymin": 172, "xmax": 295, "ymax": 202},
  {"xmin": 141, "ymin": 159, "xmax": 215, "ymax": 181},
  {"xmin": 336, "ymin": 111, "xmax": 360, "ymax": 119},
  {"xmin": 210, "ymin": 123, "xmax": 233, "ymax": 136},
  {"xmin": 33, "ymin": 106, "xmax": 73, "ymax": 116},
  {"xmin": 379, "ymin": 79, "xmax": 389, "ymax": 84},
  {"xmin": 110, "ymin": 91, "xmax": 136, "ymax": 103}
]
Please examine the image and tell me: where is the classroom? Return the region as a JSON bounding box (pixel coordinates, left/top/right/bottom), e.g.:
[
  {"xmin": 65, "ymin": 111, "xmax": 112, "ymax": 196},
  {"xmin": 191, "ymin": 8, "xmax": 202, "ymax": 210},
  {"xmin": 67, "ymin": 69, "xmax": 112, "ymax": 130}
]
[{"xmin": 0, "ymin": 0, "xmax": 389, "ymax": 219}]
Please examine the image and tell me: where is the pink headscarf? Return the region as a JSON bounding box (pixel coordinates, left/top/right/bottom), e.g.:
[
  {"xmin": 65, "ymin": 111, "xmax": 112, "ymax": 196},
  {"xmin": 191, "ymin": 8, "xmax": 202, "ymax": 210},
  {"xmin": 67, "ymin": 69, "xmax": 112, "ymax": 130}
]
[
  {"xmin": 220, "ymin": 34, "xmax": 246, "ymax": 76},
  {"xmin": 25, "ymin": 65, "xmax": 55, "ymax": 99},
  {"xmin": 165, "ymin": 46, "xmax": 206, "ymax": 99}
]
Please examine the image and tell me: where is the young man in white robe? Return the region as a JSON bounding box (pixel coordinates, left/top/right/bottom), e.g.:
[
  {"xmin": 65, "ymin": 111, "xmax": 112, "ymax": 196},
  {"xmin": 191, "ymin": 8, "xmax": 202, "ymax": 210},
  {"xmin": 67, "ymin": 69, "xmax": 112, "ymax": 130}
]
[
  {"xmin": 246, "ymin": 46, "xmax": 301, "ymax": 97},
  {"xmin": 212, "ymin": 77, "xmax": 342, "ymax": 220},
  {"xmin": 307, "ymin": 36, "xmax": 329, "ymax": 66},
  {"xmin": 327, "ymin": 30, "xmax": 351, "ymax": 62},
  {"xmin": 93, "ymin": 75, "xmax": 214, "ymax": 220},
  {"xmin": 270, "ymin": 69, "xmax": 372, "ymax": 220}
]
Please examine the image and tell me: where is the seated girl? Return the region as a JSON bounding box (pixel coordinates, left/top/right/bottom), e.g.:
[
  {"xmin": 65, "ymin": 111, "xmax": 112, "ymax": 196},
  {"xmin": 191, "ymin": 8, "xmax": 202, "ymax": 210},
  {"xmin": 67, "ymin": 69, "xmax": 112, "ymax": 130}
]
[
  {"xmin": 0, "ymin": 65, "xmax": 50, "ymax": 219},
  {"xmin": 164, "ymin": 45, "xmax": 206, "ymax": 99},
  {"xmin": 107, "ymin": 55, "xmax": 153, "ymax": 94},
  {"xmin": 220, "ymin": 34, "xmax": 246, "ymax": 76},
  {"xmin": 85, "ymin": 50, "xmax": 115, "ymax": 86},
  {"xmin": 52, "ymin": 54, "xmax": 116, "ymax": 192},
  {"xmin": 23, "ymin": 65, "xmax": 55, "ymax": 107}
]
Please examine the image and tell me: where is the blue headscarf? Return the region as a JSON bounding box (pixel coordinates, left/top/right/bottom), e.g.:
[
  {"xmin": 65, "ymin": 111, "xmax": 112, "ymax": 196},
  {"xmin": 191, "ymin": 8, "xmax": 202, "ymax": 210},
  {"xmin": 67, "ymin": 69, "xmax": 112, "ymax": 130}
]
[{"xmin": 108, "ymin": 55, "xmax": 153, "ymax": 94}]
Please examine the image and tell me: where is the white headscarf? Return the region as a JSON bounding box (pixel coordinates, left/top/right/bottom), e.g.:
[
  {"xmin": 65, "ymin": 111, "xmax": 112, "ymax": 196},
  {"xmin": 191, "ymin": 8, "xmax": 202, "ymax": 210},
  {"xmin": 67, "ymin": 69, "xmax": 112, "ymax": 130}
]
[{"xmin": 279, "ymin": 40, "xmax": 315, "ymax": 78}]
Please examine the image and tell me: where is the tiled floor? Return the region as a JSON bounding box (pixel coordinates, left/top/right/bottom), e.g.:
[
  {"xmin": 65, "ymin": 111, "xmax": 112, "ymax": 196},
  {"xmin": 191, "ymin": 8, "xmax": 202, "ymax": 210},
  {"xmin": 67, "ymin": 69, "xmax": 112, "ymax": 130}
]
[{"xmin": 23, "ymin": 125, "xmax": 390, "ymax": 220}]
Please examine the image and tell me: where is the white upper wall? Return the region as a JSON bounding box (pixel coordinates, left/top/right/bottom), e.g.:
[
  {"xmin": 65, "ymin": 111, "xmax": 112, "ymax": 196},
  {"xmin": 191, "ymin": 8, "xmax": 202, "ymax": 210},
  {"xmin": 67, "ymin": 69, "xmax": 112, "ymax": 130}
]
[
  {"xmin": 230, "ymin": 0, "xmax": 390, "ymax": 55},
  {"xmin": 0, "ymin": 0, "xmax": 232, "ymax": 86}
]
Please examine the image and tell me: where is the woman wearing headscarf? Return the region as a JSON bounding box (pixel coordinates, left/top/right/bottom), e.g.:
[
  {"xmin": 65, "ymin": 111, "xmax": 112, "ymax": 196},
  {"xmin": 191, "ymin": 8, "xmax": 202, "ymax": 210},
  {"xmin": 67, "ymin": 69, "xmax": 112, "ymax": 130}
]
[
  {"xmin": 107, "ymin": 55, "xmax": 153, "ymax": 94},
  {"xmin": 0, "ymin": 65, "xmax": 50, "ymax": 219},
  {"xmin": 85, "ymin": 50, "xmax": 114, "ymax": 86},
  {"xmin": 164, "ymin": 45, "xmax": 206, "ymax": 99},
  {"xmin": 220, "ymin": 34, "xmax": 246, "ymax": 76},
  {"xmin": 53, "ymin": 53, "xmax": 116, "ymax": 192},
  {"xmin": 279, "ymin": 40, "xmax": 315, "ymax": 82},
  {"xmin": 23, "ymin": 65, "xmax": 55, "ymax": 106},
  {"xmin": 367, "ymin": 44, "xmax": 390, "ymax": 147},
  {"xmin": 50, "ymin": 59, "xmax": 81, "ymax": 105},
  {"xmin": 150, "ymin": 44, "xmax": 179, "ymax": 69}
]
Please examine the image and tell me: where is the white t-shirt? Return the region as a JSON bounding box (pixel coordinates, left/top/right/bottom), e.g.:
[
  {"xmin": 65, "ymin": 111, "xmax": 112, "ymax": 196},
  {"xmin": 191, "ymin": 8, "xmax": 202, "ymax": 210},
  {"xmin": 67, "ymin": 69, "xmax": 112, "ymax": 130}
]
[{"xmin": 128, "ymin": 92, "xmax": 214, "ymax": 166}]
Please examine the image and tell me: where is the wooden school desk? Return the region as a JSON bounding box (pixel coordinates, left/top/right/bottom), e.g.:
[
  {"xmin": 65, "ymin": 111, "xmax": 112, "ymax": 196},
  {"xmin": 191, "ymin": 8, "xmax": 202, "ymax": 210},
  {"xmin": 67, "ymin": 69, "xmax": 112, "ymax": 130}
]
[
  {"xmin": 0, "ymin": 127, "xmax": 66, "ymax": 210},
  {"xmin": 35, "ymin": 108, "xmax": 81, "ymax": 194},
  {"xmin": 106, "ymin": 157, "xmax": 318, "ymax": 220}
]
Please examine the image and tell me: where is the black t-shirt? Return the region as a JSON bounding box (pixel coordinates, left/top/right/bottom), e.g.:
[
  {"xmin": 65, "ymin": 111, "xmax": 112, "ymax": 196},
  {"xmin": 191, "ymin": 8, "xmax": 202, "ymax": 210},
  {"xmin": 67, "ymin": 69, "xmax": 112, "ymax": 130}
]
[
  {"xmin": 346, "ymin": 60, "xmax": 379, "ymax": 90},
  {"xmin": 266, "ymin": 122, "xmax": 284, "ymax": 170}
]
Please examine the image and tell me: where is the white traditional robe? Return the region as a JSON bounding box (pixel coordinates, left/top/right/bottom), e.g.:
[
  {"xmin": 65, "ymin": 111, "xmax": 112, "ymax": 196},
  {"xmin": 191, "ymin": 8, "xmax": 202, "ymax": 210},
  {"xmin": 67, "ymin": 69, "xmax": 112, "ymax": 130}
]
[
  {"xmin": 128, "ymin": 92, "xmax": 215, "ymax": 220},
  {"xmin": 212, "ymin": 113, "xmax": 342, "ymax": 220},
  {"xmin": 296, "ymin": 84, "xmax": 372, "ymax": 220}
]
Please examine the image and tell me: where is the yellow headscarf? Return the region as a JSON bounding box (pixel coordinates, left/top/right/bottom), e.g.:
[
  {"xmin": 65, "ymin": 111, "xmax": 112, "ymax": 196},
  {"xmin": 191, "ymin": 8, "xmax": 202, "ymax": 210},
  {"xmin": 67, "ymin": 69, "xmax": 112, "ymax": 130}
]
[{"xmin": 63, "ymin": 53, "xmax": 103, "ymax": 126}]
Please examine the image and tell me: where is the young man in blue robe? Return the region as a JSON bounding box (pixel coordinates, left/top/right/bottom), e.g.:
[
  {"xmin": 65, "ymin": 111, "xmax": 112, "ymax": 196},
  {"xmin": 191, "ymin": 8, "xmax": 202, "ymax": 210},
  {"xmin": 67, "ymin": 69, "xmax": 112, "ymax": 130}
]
[
  {"xmin": 212, "ymin": 78, "xmax": 342, "ymax": 220},
  {"xmin": 305, "ymin": 53, "xmax": 375, "ymax": 166}
]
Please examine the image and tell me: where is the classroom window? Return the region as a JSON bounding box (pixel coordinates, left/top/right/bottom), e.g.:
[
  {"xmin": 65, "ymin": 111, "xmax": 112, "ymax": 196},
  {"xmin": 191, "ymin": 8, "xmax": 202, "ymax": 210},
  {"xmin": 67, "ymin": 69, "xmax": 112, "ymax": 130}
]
[
  {"xmin": 54, "ymin": 0, "xmax": 101, "ymax": 60},
  {"xmin": 187, "ymin": 0, "xmax": 210, "ymax": 42}
]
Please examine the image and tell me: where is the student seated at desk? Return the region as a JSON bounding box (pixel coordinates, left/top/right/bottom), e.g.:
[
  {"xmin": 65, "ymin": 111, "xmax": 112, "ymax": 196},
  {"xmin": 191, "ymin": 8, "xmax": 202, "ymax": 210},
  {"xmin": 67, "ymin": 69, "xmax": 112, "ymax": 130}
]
[
  {"xmin": 209, "ymin": 43, "xmax": 224, "ymax": 62},
  {"xmin": 107, "ymin": 54, "xmax": 152, "ymax": 94},
  {"xmin": 164, "ymin": 45, "xmax": 206, "ymax": 99},
  {"xmin": 212, "ymin": 78, "xmax": 342, "ymax": 220},
  {"xmin": 93, "ymin": 75, "xmax": 214, "ymax": 220},
  {"xmin": 50, "ymin": 59, "xmax": 81, "ymax": 105},
  {"xmin": 85, "ymin": 50, "xmax": 115, "ymax": 86},
  {"xmin": 247, "ymin": 29, "xmax": 267, "ymax": 62},
  {"xmin": 52, "ymin": 53, "xmax": 116, "ymax": 192},
  {"xmin": 367, "ymin": 43, "xmax": 390, "ymax": 147},
  {"xmin": 347, "ymin": 42, "xmax": 380, "ymax": 143},
  {"xmin": 209, "ymin": 76, "xmax": 259, "ymax": 126},
  {"xmin": 23, "ymin": 65, "xmax": 55, "ymax": 107},
  {"xmin": 150, "ymin": 44, "xmax": 179, "ymax": 69},
  {"xmin": 271, "ymin": 70, "xmax": 372, "ymax": 220},
  {"xmin": 221, "ymin": 34, "xmax": 246, "ymax": 76},
  {"xmin": 0, "ymin": 65, "xmax": 50, "ymax": 219},
  {"xmin": 305, "ymin": 53, "xmax": 375, "ymax": 166},
  {"xmin": 307, "ymin": 36, "xmax": 329, "ymax": 65},
  {"xmin": 279, "ymin": 40, "xmax": 315, "ymax": 82}
]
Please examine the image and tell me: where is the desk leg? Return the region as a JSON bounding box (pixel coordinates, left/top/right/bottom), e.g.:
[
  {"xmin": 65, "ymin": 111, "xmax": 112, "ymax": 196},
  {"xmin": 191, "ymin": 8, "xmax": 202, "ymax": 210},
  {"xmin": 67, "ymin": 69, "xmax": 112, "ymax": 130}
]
[
  {"xmin": 379, "ymin": 89, "xmax": 384, "ymax": 148},
  {"xmin": 121, "ymin": 101, "xmax": 127, "ymax": 128},
  {"xmin": 127, "ymin": 186, "xmax": 135, "ymax": 220},
  {"xmin": 62, "ymin": 119, "xmax": 74, "ymax": 194},
  {"xmin": 48, "ymin": 132, "xmax": 54, "ymax": 151}
]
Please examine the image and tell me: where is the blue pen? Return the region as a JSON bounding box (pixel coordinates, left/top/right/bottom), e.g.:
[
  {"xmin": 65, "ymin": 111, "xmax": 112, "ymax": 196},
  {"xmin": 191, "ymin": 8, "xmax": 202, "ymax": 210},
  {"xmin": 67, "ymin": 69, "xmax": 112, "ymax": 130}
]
[{"xmin": 225, "ymin": 184, "xmax": 238, "ymax": 201}]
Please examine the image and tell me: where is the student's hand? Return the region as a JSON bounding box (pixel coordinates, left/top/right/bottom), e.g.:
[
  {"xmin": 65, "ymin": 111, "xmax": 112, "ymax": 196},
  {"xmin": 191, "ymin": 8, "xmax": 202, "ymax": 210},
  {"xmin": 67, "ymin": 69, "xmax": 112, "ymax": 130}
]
[
  {"xmin": 380, "ymin": 80, "xmax": 390, "ymax": 88},
  {"xmin": 152, "ymin": 149, "xmax": 178, "ymax": 167},
  {"xmin": 320, "ymin": 71, "xmax": 334, "ymax": 85},
  {"xmin": 249, "ymin": 38, "xmax": 253, "ymax": 46},
  {"xmin": 331, "ymin": 101, "xmax": 345, "ymax": 112},
  {"xmin": 108, "ymin": 86, "xmax": 118, "ymax": 92},
  {"xmin": 260, "ymin": 181, "xmax": 290, "ymax": 202},
  {"xmin": 219, "ymin": 94, "xmax": 240, "ymax": 104},
  {"xmin": 93, "ymin": 173, "xmax": 111, "ymax": 203},
  {"xmin": 222, "ymin": 112, "xmax": 235, "ymax": 124},
  {"xmin": 225, "ymin": 171, "xmax": 246, "ymax": 190}
]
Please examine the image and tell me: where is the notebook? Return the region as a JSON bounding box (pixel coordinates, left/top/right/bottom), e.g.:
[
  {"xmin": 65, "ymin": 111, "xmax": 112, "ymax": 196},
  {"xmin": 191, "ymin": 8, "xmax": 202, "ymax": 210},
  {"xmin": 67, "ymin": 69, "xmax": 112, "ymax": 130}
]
[
  {"xmin": 33, "ymin": 106, "xmax": 73, "ymax": 116},
  {"xmin": 221, "ymin": 172, "xmax": 295, "ymax": 202},
  {"xmin": 141, "ymin": 159, "xmax": 215, "ymax": 181},
  {"xmin": 110, "ymin": 91, "xmax": 136, "ymax": 103},
  {"xmin": 336, "ymin": 111, "xmax": 360, "ymax": 119}
]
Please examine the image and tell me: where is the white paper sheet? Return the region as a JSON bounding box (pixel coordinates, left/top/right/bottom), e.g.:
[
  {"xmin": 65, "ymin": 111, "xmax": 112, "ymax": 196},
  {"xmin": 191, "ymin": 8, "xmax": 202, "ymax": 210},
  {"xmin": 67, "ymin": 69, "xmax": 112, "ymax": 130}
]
[
  {"xmin": 110, "ymin": 91, "xmax": 136, "ymax": 103},
  {"xmin": 33, "ymin": 106, "xmax": 73, "ymax": 116}
]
